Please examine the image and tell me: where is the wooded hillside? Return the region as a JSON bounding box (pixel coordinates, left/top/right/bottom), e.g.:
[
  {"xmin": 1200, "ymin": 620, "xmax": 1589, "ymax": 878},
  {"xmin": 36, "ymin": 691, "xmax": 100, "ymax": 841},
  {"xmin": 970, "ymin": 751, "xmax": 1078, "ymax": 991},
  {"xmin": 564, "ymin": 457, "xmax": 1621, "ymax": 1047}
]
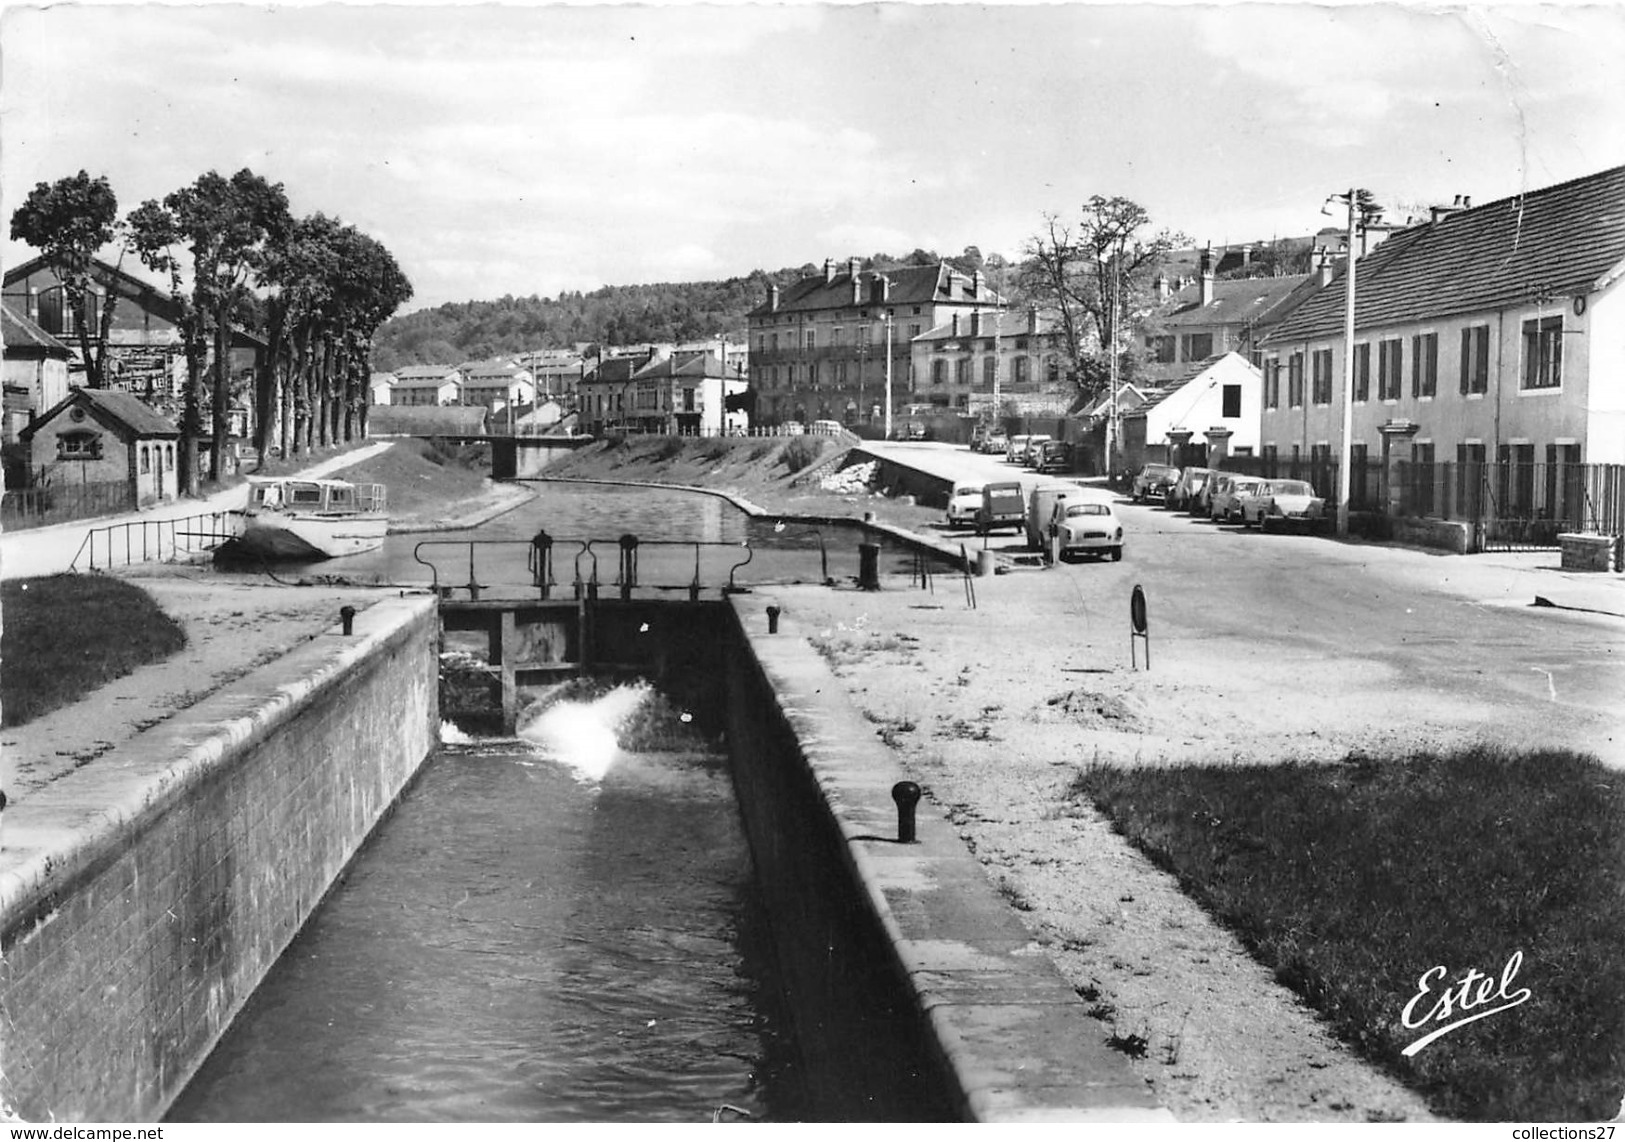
[{"xmin": 371, "ymin": 248, "xmax": 1005, "ymax": 370}]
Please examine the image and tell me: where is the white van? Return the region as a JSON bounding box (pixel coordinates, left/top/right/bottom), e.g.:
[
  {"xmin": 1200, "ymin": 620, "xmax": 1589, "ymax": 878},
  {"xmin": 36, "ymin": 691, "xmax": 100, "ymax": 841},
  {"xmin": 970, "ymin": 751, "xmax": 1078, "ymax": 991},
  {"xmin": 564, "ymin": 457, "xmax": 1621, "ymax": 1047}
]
[
  {"xmin": 810, "ymin": 419, "xmax": 845, "ymax": 436},
  {"xmin": 1025, "ymin": 481, "xmax": 1079, "ymax": 550}
]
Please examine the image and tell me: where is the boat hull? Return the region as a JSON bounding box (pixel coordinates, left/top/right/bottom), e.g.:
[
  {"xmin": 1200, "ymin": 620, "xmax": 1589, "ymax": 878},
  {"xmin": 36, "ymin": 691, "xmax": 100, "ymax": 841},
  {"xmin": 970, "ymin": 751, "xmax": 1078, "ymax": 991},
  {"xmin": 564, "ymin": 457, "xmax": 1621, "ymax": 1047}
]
[{"xmin": 234, "ymin": 513, "xmax": 389, "ymax": 560}]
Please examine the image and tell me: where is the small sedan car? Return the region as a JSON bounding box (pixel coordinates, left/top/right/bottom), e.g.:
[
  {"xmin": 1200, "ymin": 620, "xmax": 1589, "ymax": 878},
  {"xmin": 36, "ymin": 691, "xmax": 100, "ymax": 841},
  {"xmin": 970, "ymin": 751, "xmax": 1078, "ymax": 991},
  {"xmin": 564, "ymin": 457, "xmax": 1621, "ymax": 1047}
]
[
  {"xmin": 1019, "ymin": 434, "xmax": 1053, "ymax": 466},
  {"xmin": 945, "ymin": 482, "xmax": 987, "ymax": 529},
  {"xmin": 1035, "ymin": 439, "xmax": 1074, "ymax": 474},
  {"xmin": 1240, "ymin": 479, "xmax": 1326, "ymax": 531},
  {"xmin": 982, "ymin": 429, "xmax": 1009, "ymax": 455},
  {"xmin": 1131, "ymin": 463, "xmax": 1180, "ymax": 503},
  {"xmin": 1207, "ymin": 475, "xmax": 1265, "ymax": 523},
  {"xmin": 1056, "ymin": 501, "xmax": 1125, "ymax": 561}
]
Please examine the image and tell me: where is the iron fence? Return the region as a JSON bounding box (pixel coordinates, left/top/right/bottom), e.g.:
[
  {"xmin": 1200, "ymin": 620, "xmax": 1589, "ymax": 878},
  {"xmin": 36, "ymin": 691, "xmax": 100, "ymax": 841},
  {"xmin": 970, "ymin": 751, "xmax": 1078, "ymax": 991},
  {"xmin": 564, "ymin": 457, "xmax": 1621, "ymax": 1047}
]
[
  {"xmin": 1210, "ymin": 456, "xmax": 1625, "ymax": 552},
  {"xmin": 1, "ymin": 479, "xmax": 136, "ymax": 531}
]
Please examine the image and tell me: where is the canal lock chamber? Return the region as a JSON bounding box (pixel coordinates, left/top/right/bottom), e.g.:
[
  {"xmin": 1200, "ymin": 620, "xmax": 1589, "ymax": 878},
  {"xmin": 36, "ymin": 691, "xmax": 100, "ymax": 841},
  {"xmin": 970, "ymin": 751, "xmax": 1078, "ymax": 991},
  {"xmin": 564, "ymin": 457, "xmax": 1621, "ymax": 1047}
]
[{"xmin": 186, "ymin": 595, "xmax": 958, "ymax": 1121}]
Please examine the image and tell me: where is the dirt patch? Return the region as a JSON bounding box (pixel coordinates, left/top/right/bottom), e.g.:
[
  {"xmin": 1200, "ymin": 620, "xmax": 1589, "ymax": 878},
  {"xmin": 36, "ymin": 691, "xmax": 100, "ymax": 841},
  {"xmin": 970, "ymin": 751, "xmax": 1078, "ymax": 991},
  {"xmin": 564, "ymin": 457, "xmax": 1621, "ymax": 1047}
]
[{"xmin": 1041, "ymin": 686, "xmax": 1146, "ymax": 731}]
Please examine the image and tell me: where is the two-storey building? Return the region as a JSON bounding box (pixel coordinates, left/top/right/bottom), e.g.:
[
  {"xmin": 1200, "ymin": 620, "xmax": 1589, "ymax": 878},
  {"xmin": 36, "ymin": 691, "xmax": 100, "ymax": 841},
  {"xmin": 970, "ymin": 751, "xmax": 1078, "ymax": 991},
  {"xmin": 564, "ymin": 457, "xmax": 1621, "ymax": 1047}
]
[
  {"xmin": 747, "ymin": 258, "xmax": 1002, "ymax": 429},
  {"xmin": 1257, "ymin": 163, "xmax": 1625, "ymax": 527}
]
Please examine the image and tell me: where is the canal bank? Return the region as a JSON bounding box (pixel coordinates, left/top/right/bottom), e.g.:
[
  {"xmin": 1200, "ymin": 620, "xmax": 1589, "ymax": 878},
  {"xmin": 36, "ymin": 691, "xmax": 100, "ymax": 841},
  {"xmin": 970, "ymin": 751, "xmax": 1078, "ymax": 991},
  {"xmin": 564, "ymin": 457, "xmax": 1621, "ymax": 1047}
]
[{"xmin": 0, "ymin": 594, "xmax": 438, "ymax": 1121}]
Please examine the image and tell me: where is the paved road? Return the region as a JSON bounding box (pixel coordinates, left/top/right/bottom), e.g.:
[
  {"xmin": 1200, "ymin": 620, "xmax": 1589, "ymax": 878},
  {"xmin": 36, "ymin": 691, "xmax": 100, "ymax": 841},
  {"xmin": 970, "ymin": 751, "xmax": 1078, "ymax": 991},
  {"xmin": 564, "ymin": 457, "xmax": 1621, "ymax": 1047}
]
[{"xmin": 868, "ymin": 440, "xmax": 1625, "ymax": 766}]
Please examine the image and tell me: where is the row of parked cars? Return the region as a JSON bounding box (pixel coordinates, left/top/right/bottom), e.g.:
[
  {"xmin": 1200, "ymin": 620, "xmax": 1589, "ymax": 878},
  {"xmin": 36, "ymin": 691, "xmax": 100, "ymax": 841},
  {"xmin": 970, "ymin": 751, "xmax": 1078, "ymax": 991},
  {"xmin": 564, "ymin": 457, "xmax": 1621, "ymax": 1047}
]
[
  {"xmin": 946, "ymin": 479, "xmax": 1124, "ymax": 561},
  {"xmin": 1130, "ymin": 464, "xmax": 1328, "ymax": 531},
  {"xmin": 970, "ymin": 429, "xmax": 1076, "ymax": 474}
]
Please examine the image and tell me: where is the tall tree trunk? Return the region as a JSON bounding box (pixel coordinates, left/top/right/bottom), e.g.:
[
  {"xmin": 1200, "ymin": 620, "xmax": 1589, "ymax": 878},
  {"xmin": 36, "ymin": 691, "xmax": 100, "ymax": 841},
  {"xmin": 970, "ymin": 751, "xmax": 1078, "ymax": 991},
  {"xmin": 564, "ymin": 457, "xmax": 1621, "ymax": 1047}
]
[
  {"xmin": 210, "ymin": 311, "xmax": 230, "ymax": 482},
  {"xmin": 255, "ymin": 305, "xmax": 286, "ymax": 466},
  {"xmin": 181, "ymin": 317, "xmax": 207, "ymax": 497}
]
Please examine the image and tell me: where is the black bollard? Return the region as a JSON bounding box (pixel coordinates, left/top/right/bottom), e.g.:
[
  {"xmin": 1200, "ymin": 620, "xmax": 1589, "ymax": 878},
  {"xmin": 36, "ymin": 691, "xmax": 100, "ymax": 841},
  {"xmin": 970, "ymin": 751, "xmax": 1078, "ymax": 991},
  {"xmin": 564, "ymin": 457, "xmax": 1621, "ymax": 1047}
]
[
  {"xmin": 858, "ymin": 542, "xmax": 881, "ymax": 591},
  {"xmin": 766, "ymin": 605, "xmax": 781, "ymax": 634},
  {"xmin": 892, "ymin": 781, "xmax": 921, "ymax": 843},
  {"xmin": 340, "ymin": 605, "xmax": 357, "ymax": 636}
]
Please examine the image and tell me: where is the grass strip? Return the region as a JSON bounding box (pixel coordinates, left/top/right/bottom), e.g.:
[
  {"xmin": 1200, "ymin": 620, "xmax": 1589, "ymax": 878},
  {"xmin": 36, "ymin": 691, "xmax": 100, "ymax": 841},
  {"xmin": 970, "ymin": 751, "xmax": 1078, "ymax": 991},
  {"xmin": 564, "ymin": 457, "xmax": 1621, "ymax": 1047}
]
[
  {"xmin": 2, "ymin": 574, "xmax": 187, "ymax": 727},
  {"xmin": 1072, "ymin": 748, "xmax": 1625, "ymax": 1121}
]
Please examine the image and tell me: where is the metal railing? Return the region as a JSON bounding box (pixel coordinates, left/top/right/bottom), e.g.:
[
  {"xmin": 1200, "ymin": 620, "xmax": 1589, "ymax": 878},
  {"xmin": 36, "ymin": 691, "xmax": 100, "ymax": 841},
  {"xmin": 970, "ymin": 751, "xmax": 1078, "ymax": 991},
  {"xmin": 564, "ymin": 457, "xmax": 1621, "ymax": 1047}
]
[
  {"xmin": 413, "ymin": 533, "xmax": 756, "ymax": 601},
  {"xmin": 70, "ymin": 511, "xmax": 237, "ymax": 571},
  {"xmin": 2, "ymin": 479, "xmax": 137, "ymax": 531}
]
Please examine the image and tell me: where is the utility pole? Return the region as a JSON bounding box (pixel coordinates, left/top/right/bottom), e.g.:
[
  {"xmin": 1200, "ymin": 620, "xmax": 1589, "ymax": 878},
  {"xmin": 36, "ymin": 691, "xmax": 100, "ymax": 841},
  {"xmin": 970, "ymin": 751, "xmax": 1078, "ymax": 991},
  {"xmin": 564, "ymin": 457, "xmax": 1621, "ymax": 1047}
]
[
  {"xmin": 1327, "ymin": 188, "xmax": 1372, "ymax": 538},
  {"xmin": 882, "ymin": 310, "xmax": 894, "ymax": 441}
]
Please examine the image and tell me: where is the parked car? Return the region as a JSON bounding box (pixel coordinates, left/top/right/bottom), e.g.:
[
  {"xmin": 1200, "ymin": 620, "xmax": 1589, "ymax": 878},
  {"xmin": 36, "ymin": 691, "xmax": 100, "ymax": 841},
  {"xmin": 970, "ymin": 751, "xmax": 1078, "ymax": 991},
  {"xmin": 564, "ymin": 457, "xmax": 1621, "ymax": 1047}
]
[
  {"xmin": 1024, "ymin": 481, "xmax": 1079, "ymax": 550},
  {"xmin": 982, "ymin": 429, "xmax": 1009, "ymax": 455},
  {"xmin": 1019, "ymin": 434, "xmax": 1053, "ymax": 467},
  {"xmin": 1240, "ymin": 479, "xmax": 1326, "ymax": 531},
  {"xmin": 810, "ymin": 419, "xmax": 845, "ymax": 436},
  {"xmin": 946, "ymin": 481, "xmax": 987, "ymax": 529},
  {"xmin": 1005, "ymin": 434, "xmax": 1034, "ymax": 463},
  {"xmin": 1167, "ymin": 467, "xmax": 1213, "ymax": 512},
  {"xmin": 976, "ymin": 481, "xmax": 1026, "ymax": 536},
  {"xmin": 1055, "ymin": 500, "xmax": 1125, "ymax": 561},
  {"xmin": 1207, "ymin": 474, "xmax": 1265, "ymax": 523},
  {"xmin": 1036, "ymin": 439, "xmax": 1074, "ymax": 474},
  {"xmin": 780, "ymin": 421, "xmax": 806, "ymax": 435},
  {"xmin": 1131, "ymin": 463, "xmax": 1181, "ymax": 503}
]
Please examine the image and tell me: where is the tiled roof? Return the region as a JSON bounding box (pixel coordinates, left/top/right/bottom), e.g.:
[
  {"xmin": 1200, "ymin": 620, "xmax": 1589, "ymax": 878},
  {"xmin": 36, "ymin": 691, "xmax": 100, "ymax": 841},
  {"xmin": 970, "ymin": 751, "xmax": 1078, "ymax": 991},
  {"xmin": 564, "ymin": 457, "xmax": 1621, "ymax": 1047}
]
[
  {"xmin": 24, "ymin": 387, "xmax": 179, "ymax": 439},
  {"xmin": 1154, "ymin": 273, "xmax": 1316, "ymax": 330},
  {"xmin": 0, "ymin": 301, "xmax": 71, "ymax": 355},
  {"xmin": 630, "ymin": 352, "xmax": 728, "ymax": 382},
  {"xmin": 1262, "ymin": 163, "xmax": 1625, "ymax": 345},
  {"xmin": 748, "ymin": 262, "xmax": 1002, "ymax": 318},
  {"xmin": 394, "ymin": 365, "xmax": 457, "ymax": 381},
  {"xmin": 1123, "ymin": 357, "xmax": 1231, "ymax": 418},
  {"xmin": 916, "ymin": 310, "xmax": 1063, "ymax": 343}
]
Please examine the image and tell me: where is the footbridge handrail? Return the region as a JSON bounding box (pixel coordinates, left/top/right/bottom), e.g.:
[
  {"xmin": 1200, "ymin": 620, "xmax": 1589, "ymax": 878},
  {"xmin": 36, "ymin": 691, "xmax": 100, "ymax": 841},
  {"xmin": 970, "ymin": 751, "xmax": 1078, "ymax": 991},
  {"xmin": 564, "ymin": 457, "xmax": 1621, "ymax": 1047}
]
[
  {"xmin": 413, "ymin": 533, "xmax": 755, "ymax": 601},
  {"xmin": 70, "ymin": 511, "xmax": 238, "ymax": 572}
]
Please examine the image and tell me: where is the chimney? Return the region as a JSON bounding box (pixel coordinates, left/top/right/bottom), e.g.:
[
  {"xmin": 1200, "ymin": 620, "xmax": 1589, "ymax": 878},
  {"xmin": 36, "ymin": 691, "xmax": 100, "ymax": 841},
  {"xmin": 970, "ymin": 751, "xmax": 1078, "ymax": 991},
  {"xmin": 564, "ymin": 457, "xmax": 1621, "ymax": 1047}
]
[
  {"xmin": 1318, "ymin": 260, "xmax": 1335, "ymax": 288},
  {"xmin": 973, "ymin": 269, "xmax": 986, "ymax": 298},
  {"xmin": 767, "ymin": 283, "xmax": 779, "ymax": 312},
  {"xmin": 852, "ymin": 269, "xmax": 863, "ymax": 305},
  {"xmin": 824, "ymin": 258, "xmax": 836, "ymax": 284},
  {"xmin": 1199, "ymin": 244, "xmax": 1215, "ymax": 307},
  {"xmin": 848, "ymin": 256, "xmax": 862, "ymax": 280},
  {"xmin": 1154, "ymin": 272, "xmax": 1169, "ymax": 303},
  {"xmin": 1028, "ymin": 305, "xmax": 1039, "ymax": 335}
]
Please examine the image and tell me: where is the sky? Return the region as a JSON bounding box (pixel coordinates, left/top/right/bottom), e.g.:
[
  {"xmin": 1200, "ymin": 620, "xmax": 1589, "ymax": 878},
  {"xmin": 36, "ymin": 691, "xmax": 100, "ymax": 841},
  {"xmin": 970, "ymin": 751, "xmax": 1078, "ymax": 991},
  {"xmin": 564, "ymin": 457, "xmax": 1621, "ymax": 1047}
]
[{"xmin": 3, "ymin": 1, "xmax": 1622, "ymax": 317}]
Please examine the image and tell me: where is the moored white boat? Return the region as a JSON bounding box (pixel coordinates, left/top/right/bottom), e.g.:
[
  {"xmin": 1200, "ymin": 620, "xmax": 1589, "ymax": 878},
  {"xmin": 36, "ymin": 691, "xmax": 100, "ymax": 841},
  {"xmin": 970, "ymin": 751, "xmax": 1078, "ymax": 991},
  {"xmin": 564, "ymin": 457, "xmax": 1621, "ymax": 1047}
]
[{"xmin": 230, "ymin": 477, "xmax": 389, "ymax": 560}]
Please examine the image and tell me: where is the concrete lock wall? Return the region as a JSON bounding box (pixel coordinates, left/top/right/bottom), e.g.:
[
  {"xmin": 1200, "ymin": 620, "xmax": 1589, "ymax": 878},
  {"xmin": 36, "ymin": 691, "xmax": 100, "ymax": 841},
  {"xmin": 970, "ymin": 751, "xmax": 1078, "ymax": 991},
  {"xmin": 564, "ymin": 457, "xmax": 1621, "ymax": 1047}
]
[
  {"xmin": 722, "ymin": 598, "xmax": 1170, "ymax": 1123},
  {"xmin": 0, "ymin": 596, "xmax": 439, "ymax": 1123}
]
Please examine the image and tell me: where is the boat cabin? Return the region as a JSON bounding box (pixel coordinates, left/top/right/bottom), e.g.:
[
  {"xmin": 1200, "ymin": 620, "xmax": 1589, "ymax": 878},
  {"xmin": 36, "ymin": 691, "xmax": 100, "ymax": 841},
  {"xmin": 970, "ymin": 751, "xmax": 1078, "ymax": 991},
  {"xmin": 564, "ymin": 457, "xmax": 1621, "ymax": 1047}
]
[{"xmin": 248, "ymin": 478, "xmax": 386, "ymax": 515}]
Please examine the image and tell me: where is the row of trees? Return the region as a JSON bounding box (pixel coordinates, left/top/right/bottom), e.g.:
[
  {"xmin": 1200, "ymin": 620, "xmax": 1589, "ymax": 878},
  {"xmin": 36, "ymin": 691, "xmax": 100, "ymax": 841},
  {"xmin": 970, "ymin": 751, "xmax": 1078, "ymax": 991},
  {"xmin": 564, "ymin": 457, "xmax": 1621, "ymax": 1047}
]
[{"xmin": 10, "ymin": 169, "xmax": 412, "ymax": 495}]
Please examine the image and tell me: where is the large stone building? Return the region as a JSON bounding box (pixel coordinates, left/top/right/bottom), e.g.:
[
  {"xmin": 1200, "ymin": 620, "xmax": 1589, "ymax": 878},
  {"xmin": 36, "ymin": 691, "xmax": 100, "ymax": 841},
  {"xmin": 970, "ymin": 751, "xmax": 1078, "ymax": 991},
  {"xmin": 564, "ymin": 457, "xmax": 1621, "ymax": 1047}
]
[
  {"xmin": 909, "ymin": 305, "xmax": 1072, "ymax": 421},
  {"xmin": 747, "ymin": 258, "xmax": 1003, "ymax": 430}
]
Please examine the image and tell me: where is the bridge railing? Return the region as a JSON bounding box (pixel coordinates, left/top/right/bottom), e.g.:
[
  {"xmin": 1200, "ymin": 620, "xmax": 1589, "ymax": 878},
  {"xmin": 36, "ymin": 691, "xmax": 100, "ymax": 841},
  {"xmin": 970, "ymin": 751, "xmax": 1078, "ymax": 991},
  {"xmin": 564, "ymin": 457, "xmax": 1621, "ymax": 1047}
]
[{"xmin": 412, "ymin": 533, "xmax": 756, "ymax": 601}]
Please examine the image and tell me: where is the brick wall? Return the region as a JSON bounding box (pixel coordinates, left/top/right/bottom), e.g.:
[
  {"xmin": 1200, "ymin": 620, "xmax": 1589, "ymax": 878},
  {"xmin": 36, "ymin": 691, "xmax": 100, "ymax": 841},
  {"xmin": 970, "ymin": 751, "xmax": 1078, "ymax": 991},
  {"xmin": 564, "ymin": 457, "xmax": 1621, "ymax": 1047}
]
[{"xmin": 0, "ymin": 596, "xmax": 438, "ymax": 1121}]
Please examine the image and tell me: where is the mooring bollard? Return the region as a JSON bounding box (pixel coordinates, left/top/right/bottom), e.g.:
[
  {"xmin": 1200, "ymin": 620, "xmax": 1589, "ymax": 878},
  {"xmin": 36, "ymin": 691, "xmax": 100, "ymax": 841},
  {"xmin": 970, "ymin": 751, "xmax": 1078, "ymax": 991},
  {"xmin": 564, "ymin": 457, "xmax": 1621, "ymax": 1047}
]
[
  {"xmin": 340, "ymin": 605, "xmax": 357, "ymax": 636},
  {"xmin": 892, "ymin": 780, "xmax": 921, "ymax": 843},
  {"xmin": 766, "ymin": 605, "xmax": 781, "ymax": 634},
  {"xmin": 858, "ymin": 542, "xmax": 881, "ymax": 590}
]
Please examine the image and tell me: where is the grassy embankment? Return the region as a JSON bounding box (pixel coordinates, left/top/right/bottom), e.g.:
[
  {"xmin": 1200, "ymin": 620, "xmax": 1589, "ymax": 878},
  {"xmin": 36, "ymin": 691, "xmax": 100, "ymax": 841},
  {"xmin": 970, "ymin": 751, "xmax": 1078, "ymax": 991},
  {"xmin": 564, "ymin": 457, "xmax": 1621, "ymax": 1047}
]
[
  {"xmin": 1073, "ymin": 749, "xmax": 1624, "ymax": 1121},
  {"xmin": 538, "ymin": 432, "xmax": 949, "ymax": 532},
  {"xmin": 1, "ymin": 575, "xmax": 187, "ymax": 727}
]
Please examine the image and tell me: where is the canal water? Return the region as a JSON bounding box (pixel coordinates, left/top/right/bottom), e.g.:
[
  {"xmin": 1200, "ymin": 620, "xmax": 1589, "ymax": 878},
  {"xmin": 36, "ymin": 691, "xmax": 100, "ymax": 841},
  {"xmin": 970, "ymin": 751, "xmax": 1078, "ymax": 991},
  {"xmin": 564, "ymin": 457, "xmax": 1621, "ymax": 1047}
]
[
  {"xmin": 168, "ymin": 687, "xmax": 806, "ymax": 1123},
  {"xmin": 171, "ymin": 484, "xmax": 943, "ymax": 1122}
]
